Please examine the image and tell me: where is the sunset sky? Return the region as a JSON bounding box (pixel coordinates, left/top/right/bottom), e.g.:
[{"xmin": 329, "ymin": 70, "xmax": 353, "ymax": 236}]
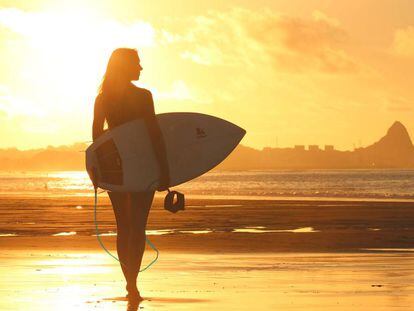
[{"xmin": 0, "ymin": 0, "xmax": 413, "ymax": 151}]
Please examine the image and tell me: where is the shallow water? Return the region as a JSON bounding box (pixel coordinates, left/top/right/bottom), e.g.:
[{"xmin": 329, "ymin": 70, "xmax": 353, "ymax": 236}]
[
  {"xmin": 2, "ymin": 169, "xmax": 414, "ymax": 200},
  {"xmin": 232, "ymin": 226, "xmax": 320, "ymax": 233}
]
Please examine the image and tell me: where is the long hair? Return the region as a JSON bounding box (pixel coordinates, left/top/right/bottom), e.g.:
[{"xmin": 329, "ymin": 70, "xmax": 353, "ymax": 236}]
[{"xmin": 98, "ymin": 48, "xmax": 138, "ymax": 104}]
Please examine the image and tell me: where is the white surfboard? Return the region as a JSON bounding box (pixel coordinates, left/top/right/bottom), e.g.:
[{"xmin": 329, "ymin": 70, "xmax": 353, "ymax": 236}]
[{"xmin": 85, "ymin": 112, "xmax": 245, "ymax": 192}]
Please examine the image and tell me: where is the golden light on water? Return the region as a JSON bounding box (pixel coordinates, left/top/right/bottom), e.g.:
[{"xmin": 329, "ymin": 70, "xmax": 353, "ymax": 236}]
[
  {"xmin": 1, "ymin": 251, "xmax": 412, "ymax": 309},
  {"xmin": 48, "ymin": 171, "xmax": 89, "ymax": 180},
  {"xmin": 45, "ymin": 171, "xmax": 92, "ymax": 192},
  {"xmin": 232, "ymin": 226, "xmax": 320, "ymax": 233},
  {"xmin": 38, "ymin": 260, "xmax": 109, "ymax": 276}
]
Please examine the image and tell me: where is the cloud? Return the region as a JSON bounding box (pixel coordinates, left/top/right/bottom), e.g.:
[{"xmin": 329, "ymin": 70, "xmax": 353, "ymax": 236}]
[
  {"xmin": 163, "ymin": 8, "xmax": 357, "ymax": 74},
  {"xmin": 156, "ymin": 80, "xmax": 193, "ymax": 100},
  {"xmin": 386, "ymin": 96, "xmax": 413, "ymax": 112},
  {"xmin": 0, "ymin": 85, "xmax": 45, "ymax": 118},
  {"xmin": 392, "ymin": 26, "xmax": 414, "ymax": 57},
  {"xmin": 0, "ymin": 8, "xmax": 155, "ymax": 49},
  {"xmin": 266, "ymin": 12, "xmax": 356, "ymax": 73},
  {"xmin": 0, "ymin": 7, "xmax": 157, "ymax": 119},
  {"xmin": 150, "ymin": 80, "xmax": 212, "ymax": 105}
]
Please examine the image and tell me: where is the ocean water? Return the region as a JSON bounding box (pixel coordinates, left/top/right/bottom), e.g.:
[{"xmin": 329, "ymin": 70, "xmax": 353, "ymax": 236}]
[
  {"xmin": 1, "ymin": 169, "xmax": 413, "ymax": 237},
  {"xmin": 0, "ymin": 169, "xmax": 413, "ymax": 200}
]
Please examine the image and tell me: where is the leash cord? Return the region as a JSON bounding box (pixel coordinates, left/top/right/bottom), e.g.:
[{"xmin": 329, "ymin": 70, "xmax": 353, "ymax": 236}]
[{"xmin": 93, "ymin": 185, "xmax": 159, "ymax": 272}]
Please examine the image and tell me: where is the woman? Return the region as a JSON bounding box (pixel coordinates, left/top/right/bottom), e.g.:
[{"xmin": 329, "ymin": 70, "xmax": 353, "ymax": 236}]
[{"xmin": 92, "ymin": 48, "xmax": 170, "ymax": 302}]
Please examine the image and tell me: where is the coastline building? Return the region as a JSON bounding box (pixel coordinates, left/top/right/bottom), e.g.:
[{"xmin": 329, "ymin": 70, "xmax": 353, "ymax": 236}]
[{"xmin": 308, "ymin": 145, "xmax": 320, "ymax": 151}]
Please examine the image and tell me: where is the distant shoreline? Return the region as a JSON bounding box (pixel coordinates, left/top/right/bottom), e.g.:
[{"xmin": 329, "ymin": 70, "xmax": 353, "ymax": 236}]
[{"xmin": 1, "ymin": 120, "xmax": 414, "ymax": 170}]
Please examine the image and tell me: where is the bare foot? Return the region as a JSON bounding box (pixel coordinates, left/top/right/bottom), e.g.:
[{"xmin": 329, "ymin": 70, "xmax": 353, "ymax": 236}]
[
  {"xmin": 126, "ymin": 292, "xmax": 143, "ymax": 305},
  {"xmin": 126, "ymin": 285, "xmax": 143, "ymax": 302}
]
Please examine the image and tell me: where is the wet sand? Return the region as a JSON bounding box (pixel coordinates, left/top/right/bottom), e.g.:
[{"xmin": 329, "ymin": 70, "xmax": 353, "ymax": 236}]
[
  {"xmin": 1, "ymin": 196, "xmax": 414, "ymax": 310},
  {"xmin": 1, "ymin": 196, "xmax": 413, "ymax": 252},
  {"xmin": 0, "ymin": 250, "xmax": 413, "ymax": 310}
]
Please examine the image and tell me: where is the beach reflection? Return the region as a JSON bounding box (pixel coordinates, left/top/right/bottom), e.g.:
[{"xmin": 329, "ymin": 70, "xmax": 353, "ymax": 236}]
[
  {"xmin": 1, "ymin": 250, "xmax": 414, "ymax": 310},
  {"xmin": 127, "ymin": 301, "xmax": 140, "ymax": 311},
  {"xmin": 178, "ymin": 230, "xmax": 213, "ymax": 234},
  {"xmin": 232, "ymin": 226, "xmax": 320, "ymax": 233},
  {"xmin": 146, "ymin": 229, "xmax": 175, "ymax": 235},
  {"xmin": 52, "ymin": 231, "xmax": 77, "ymax": 236}
]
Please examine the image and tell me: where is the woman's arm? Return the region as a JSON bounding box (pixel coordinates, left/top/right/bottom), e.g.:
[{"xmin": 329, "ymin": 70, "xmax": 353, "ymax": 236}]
[
  {"xmin": 143, "ymin": 90, "xmax": 170, "ymax": 191},
  {"xmin": 92, "ymin": 95, "xmax": 105, "ymax": 141}
]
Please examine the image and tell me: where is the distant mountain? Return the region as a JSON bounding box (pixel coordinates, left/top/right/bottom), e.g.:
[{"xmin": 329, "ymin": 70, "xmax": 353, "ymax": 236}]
[
  {"xmin": 216, "ymin": 121, "xmax": 414, "ymax": 169},
  {"xmin": 354, "ymin": 121, "xmax": 414, "ymax": 167},
  {"xmin": 0, "ymin": 143, "xmax": 87, "ymax": 171},
  {"xmin": 0, "ymin": 121, "xmax": 413, "ymax": 170}
]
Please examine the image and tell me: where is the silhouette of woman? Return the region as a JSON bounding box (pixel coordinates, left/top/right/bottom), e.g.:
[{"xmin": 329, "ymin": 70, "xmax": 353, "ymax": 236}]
[{"xmin": 92, "ymin": 48, "xmax": 170, "ymax": 302}]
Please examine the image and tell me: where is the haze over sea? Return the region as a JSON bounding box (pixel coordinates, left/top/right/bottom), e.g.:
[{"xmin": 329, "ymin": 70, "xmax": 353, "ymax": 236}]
[{"xmin": 1, "ymin": 169, "xmax": 413, "ymax": 201}]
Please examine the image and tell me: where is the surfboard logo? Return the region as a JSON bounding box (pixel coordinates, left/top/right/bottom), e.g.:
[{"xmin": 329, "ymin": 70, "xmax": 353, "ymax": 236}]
[{"xmin": 196, "ymin": 127, "xmax": 207, "ymax": 138}]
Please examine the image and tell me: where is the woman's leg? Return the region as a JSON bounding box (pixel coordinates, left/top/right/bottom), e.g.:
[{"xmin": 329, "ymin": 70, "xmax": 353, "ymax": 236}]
[
  {"xmin": 108, "ymin": 191, "xmax": 130, "ymax": 287},
  {"xmin": 127, "ymin": 191, "xmax": 155, "ymax": 293}
]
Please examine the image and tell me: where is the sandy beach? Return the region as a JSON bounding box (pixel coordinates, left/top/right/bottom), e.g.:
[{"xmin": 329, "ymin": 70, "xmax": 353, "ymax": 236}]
[
  {"xmin": 1, "ymin": 250, "xmax": 413, "ymax": 310},
  {"xmin": 1, "ymin": 196, "xmax": 414, "ymax": 310}
]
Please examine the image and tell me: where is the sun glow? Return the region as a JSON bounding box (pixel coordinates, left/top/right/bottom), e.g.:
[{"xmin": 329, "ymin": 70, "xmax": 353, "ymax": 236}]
[
  {"xmin": 1, "ymin": 1, "xmax": 414, "ymax": 151},
  {"xmin": 0, "ymin": 5, "xmax": 156, "ymax": 144}
]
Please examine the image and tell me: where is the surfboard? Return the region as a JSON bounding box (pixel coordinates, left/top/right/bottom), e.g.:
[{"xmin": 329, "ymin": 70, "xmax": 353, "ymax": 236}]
[{"xmin": 85, "ymin": 112, "xmax": 245, "ymax": 192}]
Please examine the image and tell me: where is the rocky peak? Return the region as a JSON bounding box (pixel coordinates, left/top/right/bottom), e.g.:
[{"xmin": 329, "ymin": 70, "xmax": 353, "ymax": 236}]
[{"xmin": 381, "ymin": 121, "xmax": 413, "ymax": 148}]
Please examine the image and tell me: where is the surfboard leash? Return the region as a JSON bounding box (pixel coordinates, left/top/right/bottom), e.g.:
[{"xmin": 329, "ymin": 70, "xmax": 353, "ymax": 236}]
[{"xmin": 93, "ymin": 187, "xmax": 159, "ymax": 272}]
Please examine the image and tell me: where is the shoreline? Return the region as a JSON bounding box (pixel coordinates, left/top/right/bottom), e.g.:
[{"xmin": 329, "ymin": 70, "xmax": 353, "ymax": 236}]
[
  {"xmin": 1, "ymin": 192, "xmax": 414, "ymax": 203},
  {"xmin": 2, "ymin": 235, "xmax": 414, "ymax": 254},
  {"xmin": 1, "ymin": 196, "xmax": 413, "ymax": 253}
]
